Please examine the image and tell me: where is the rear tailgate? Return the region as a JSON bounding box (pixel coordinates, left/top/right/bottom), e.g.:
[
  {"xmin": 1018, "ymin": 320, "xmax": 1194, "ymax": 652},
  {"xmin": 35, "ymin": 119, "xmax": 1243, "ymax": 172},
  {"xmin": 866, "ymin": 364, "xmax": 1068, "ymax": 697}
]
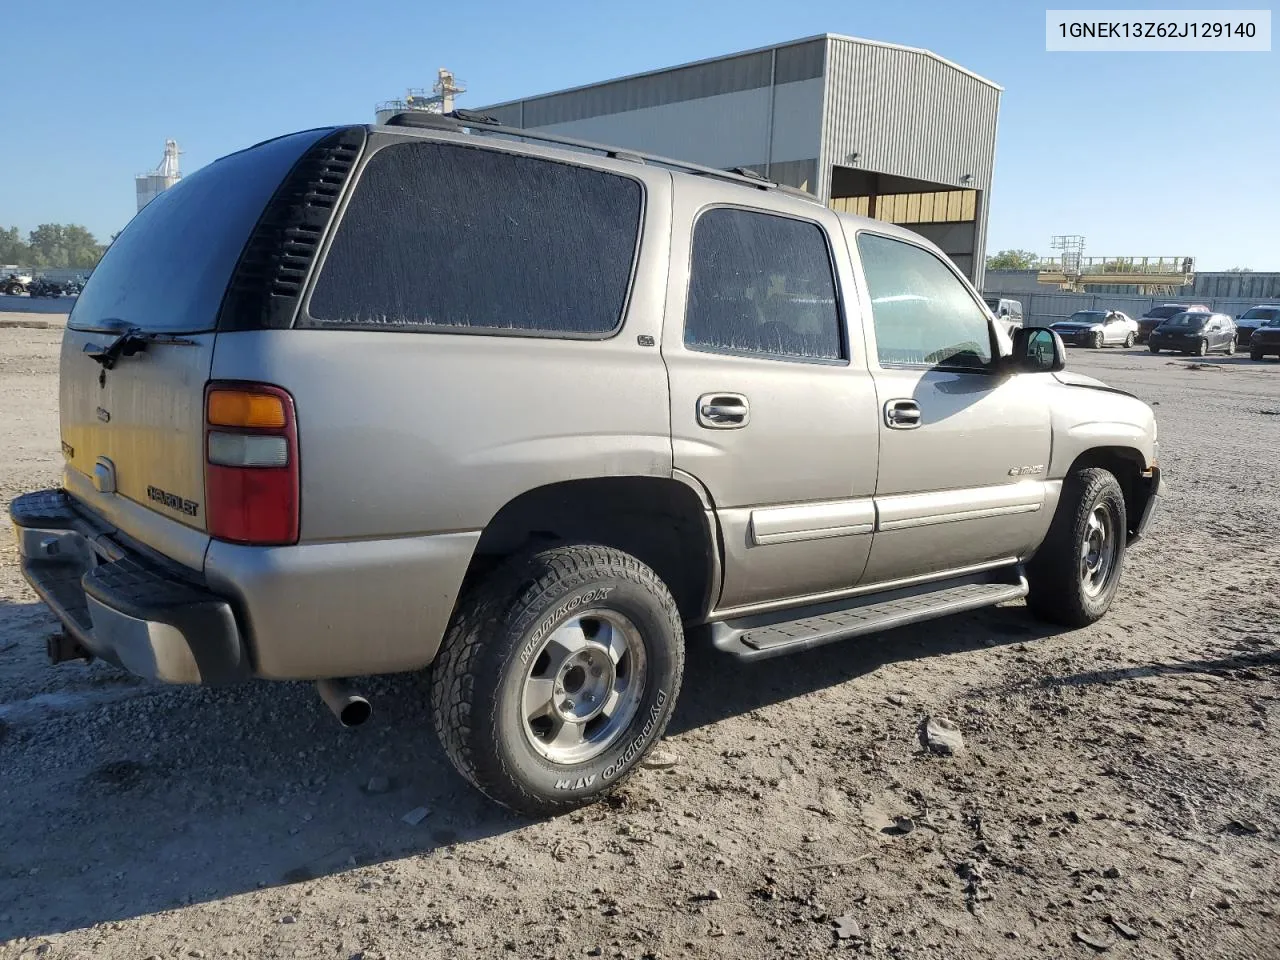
[{"xmin": 60, "ymin": 128, "xmax": 333, "ymax": 570}]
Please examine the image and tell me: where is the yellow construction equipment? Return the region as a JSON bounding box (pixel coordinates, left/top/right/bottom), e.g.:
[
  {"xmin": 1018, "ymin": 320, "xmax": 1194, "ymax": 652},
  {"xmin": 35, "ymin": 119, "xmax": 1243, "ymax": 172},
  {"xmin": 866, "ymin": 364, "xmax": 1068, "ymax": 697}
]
[{"xmin": 1036, "ymin": 256, "xmax": 1195, "ymax": 294}]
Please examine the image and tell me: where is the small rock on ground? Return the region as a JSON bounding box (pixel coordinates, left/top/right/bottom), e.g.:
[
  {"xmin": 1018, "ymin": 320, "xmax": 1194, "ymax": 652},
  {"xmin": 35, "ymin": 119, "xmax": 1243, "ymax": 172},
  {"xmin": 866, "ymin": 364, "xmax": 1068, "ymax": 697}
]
[
  {"xmin": 921, "ymin": 716, "xmax": 965, "ymax": 755},
  {"xmin": 400, "ymin": 806, "xmax": 430, "ymax": 826}
]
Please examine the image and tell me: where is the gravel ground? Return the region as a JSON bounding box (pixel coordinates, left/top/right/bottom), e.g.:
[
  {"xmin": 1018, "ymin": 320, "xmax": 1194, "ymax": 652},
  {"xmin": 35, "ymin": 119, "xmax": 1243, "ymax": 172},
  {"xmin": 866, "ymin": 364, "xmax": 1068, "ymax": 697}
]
[{"xmin": 1, "ymin": 325, "xmax": 1278, "ymax": 960}]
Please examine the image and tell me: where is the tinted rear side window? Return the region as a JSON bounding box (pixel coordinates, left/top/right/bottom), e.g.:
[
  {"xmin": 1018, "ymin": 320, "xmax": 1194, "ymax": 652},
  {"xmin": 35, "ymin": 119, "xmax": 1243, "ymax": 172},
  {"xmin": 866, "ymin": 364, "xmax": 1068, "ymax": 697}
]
[
  {"xmin": 306, "ymin": 141, "xmax": 643, "ymax": 336},
  {"xmin": 684, "ymin": 208, "xmax": 843, "ymax": 361},
  {"xmin": 69, "ymin": 129, "xmax": 328, "ymax": 334}
]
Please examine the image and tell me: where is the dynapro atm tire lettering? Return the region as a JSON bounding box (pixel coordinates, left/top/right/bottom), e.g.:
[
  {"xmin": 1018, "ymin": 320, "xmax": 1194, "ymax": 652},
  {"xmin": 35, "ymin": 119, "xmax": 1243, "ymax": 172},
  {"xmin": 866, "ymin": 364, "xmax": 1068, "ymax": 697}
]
[{"xmin": 554, "ymin": 689, "xmax": 669, "ymax": 790}]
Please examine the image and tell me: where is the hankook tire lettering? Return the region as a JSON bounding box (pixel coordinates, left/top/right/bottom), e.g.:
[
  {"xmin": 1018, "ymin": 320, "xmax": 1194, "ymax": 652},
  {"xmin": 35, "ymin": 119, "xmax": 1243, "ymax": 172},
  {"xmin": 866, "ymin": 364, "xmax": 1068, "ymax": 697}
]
[{"xmin": 519, "ymin": 586, "xmax": 614, "ymax": 664}]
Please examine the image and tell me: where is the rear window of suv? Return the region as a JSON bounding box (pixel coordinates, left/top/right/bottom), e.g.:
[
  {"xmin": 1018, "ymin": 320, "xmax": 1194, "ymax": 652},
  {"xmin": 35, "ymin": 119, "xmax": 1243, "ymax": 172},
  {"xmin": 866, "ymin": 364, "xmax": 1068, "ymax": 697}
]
[
  {"xmin": 69, "ymin": 129, "xmax": 328, "ymax": 334},
  {"xmin": 305, "ymin": 141, "xmax": 643, "ymax": 337}
]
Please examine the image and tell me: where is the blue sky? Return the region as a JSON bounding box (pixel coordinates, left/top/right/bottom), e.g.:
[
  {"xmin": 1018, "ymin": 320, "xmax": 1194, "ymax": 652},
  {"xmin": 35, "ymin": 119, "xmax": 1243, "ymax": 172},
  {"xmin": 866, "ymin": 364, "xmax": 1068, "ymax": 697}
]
[{"xmin": 2, "ymin": 0, "xmax": 1276, "ymax": 269}]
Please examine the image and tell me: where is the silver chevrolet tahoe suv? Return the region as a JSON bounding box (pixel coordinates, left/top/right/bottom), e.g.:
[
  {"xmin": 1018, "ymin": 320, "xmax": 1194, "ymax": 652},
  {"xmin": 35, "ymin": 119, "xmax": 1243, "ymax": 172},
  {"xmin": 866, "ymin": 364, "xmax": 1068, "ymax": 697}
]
[{"xmin": 10, "ymin": 113, "xmax": 1161, "ymax": 816}]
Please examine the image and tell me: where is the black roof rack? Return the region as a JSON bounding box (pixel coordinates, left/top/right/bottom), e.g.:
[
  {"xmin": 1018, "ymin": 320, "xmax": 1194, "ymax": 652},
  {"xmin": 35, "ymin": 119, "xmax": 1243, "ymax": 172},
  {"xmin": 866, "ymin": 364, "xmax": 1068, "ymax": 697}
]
[{"xmin": 381, "ymin": 110, "xmax": 819, "ymax": 202}]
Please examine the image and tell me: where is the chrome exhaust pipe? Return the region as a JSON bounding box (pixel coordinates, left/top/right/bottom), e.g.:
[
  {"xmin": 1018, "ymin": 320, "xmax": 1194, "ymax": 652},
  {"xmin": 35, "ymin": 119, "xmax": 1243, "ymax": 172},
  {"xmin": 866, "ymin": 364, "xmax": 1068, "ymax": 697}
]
[{"xmin": 316, "ymin": 678, "xmax": 372, "ymax": 728}]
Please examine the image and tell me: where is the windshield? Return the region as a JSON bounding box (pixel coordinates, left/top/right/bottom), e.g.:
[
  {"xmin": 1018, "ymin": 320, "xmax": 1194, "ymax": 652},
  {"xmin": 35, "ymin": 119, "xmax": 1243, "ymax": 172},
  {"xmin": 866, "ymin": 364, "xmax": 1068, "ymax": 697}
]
[
  {"xmin": 1163, "ymin": 313, "xmax": 1207, "ymax": 329},
  {"xmin": 1143, "ymin": 306, "xmax": 1185, "ymax": 320},
  {"xmin": 983, "ymin": 297, "xmax": 1000, "ymax": 310},
  {"xmin": 1264, "ymin": 317, "xmax": 1280, "ymax": 328},
  {"xmin": 1066, "ymin": 311, "xmax": 1105, "ymax": 323},
  {"xmin": 1241, "ymin": 308, "xmax": 1280, "ymax": 321}
]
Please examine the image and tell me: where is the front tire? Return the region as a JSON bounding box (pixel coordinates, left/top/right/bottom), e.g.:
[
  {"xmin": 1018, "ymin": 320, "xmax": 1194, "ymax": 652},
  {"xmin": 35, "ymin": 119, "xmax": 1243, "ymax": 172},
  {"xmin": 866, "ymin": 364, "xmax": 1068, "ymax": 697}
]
[
  {"xmin": 1251, "ymin": 347, "xmax": 1264, "ymax": 361},
  {"xmin": 1149, "ymin": 344, "xmax": 1160, "ymax": 354},
  {"xmin": 1124, "ymin": 332, "xmax": 1135, "ymax": 348},
  {"xmin": 1026, "ymin": 467, "xmax": 1127, "ymax": 628},
  {"xmin": 1225, "ymin": 337, "xmax": 1236, "ymax": 356},
  {"xmin": 1091, "ymin": 331, "xmax": 1104, "ymax": 349},
  {"xmin": 431, "ymin": 543, "xmax": 684, "ymax": 817},
  {"xmin": 1196, "ymin": 339, "xmax": 1209, "ymax": 357}
]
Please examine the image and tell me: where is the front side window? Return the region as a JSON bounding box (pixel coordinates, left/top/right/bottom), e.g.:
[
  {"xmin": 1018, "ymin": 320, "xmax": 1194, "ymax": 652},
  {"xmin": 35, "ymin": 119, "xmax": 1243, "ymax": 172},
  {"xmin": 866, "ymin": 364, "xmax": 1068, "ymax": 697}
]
[
  {"xmin": 307, "ymin": 141, "xmax": 642, "ymax": 335},
  {"xmin": 856, "ymin": 233, "xmax": 992, "ymax": 370},
  {"xmin": 684, "ymin": 208, "xmax": 843, "ymax": 361}
]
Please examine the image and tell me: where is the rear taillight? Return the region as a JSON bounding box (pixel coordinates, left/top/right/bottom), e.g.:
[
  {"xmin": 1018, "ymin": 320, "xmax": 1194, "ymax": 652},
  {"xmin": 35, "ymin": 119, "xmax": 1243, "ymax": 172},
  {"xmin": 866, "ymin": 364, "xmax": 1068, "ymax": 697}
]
[{"xmin": 204, "ymin": 382, "xmax": 299, "ymax": 545}]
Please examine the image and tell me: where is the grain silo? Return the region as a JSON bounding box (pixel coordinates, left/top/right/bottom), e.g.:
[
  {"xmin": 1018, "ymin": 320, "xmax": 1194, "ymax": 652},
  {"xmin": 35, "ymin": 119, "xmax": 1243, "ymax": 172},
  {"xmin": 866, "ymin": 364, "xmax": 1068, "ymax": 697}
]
[{"xmin": 135, "ymin": 140, "xmax": 182, "ymax": 212}]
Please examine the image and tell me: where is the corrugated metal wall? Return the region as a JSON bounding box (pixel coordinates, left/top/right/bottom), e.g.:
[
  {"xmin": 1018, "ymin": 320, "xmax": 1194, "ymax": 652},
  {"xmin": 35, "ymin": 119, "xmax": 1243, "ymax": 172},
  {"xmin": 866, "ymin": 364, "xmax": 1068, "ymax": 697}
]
[
  {"xmin": 484, "ymin": 40, "xmax": 823, "ymax": 128},
  {"xmin": 475, "ymin": 36, "xmax": 1001, "ymax": 284},
  {"xmin": 984, "ymin": 291, "xmax": 1263, "ymax": 327},
  {"xmin": 820, "ymin": 39, "xmax": 1000, "ymax": 191},
  {"xmin": 821, "ymin": 37, "xmax": 1000, "ymax": 288},
  {"xmin": 479, "ymin": 39, "xmax": 829, "ymax": 175},
  {"xmin": 1192, "ymin": 273, "xmax": 1280, "ymax": 299},
  {"xmin": 523, "ymin": 82, "xmax": 822, "ymax": 171},
  {"xmin": 986, "ymin": 270, "xmax": 1280, "ymax": 302}
]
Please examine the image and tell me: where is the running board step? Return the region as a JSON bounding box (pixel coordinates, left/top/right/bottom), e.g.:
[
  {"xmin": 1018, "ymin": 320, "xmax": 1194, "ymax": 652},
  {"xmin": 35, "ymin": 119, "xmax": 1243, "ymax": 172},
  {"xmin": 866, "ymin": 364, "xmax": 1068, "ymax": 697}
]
[{"xmin": 708, "ymin": 573, "xmax": 1028, "ymax": 662}]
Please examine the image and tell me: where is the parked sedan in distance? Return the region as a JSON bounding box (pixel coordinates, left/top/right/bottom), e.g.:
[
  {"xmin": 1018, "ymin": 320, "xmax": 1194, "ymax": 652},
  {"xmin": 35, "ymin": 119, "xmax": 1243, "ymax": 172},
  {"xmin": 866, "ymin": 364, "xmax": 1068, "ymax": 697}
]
[
  {"xmin": 1050, "ymin": 310, "xmax": 1138, "ymax": 348},
  {"xmin": 1236, "ymin": 305, "xmax": 1280, "ymax": 345},
  {"xmin": 1248, "ymin": 316, "xmax": 1280, "ymax": 360},
  {"xmin": 1136, "ymin": 303, "xmax": 1210, "ymax": 344},
  {"xmin": 1148, "ymin": 311, "xmax": 1238, "ymax": 356}
]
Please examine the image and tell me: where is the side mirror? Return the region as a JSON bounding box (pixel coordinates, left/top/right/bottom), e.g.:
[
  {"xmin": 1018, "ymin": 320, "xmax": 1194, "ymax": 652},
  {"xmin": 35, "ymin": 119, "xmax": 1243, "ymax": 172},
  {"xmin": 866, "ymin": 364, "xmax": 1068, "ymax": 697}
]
[{"xmin": 1010, "ymin": 326, "xmax": 1065, "ymax": 373}]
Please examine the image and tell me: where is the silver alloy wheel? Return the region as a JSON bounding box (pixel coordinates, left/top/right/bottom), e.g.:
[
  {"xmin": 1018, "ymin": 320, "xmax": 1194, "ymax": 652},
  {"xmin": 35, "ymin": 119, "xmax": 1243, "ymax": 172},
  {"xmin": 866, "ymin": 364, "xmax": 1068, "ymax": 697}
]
[
  {"xmin": 1080, "ymin": 504, "xmax": 1118, "ymax": 598},
  {"xmin": 1092, "ymin": 331, "xmax": 1104, "ymax": 348},
  {"xmin": 520, "ymin": 609, "xmax": 648, "ymax": 765}
]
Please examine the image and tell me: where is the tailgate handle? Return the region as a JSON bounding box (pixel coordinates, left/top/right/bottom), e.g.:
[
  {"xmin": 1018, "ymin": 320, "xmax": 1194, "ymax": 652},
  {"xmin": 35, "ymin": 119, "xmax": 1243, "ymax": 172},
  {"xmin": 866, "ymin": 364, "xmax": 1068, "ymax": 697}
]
[{"xmin": 83, "ymin": 336, "xmax": 145, "ymax": 369}]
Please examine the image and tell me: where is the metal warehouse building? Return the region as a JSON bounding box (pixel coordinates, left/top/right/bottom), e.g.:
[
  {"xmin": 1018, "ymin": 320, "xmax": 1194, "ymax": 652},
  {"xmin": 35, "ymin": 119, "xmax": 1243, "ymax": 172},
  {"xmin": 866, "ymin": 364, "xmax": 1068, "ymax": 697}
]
[{"xmin": 478, "ymin": 34, "xmax": 1002, "ymax": 287}]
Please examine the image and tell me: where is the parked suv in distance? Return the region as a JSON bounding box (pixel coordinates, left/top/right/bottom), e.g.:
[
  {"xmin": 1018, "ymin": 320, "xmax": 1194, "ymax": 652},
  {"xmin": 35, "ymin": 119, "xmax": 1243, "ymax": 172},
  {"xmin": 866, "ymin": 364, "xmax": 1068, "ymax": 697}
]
[
  {"xmin": 1148, "ymin": 311, "xmax": 1238, "ymax": 356},
  {"xmin": 1136, "ymin": 303, "xmax": 1210, "ymax": 343},
  {"xmin": 1236, "ymin": 305, "xmax": 1280, "ymax": 345},
  {"xmin": 10, "ymin": 115, "xmax": 1161, "ymax": 817},
  {"xmin": 983, "ymin": 296, "xmax": 1024, "ymax": 331}
]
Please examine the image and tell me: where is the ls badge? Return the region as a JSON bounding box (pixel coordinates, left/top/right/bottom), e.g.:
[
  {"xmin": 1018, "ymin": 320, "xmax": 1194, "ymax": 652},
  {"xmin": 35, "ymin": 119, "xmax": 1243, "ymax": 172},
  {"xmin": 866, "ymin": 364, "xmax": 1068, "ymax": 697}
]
[{"xmin": 1008, "ymin": 464, "xmax": 1045, "ymax": 477}]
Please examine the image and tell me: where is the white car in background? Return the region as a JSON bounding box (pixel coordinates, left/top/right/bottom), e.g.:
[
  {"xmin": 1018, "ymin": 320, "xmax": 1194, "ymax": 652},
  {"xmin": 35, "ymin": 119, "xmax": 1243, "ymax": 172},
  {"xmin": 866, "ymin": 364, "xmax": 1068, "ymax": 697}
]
[{"xmin": 1049, "ymin": 309, "xmax": 1139, "ymax": 348}]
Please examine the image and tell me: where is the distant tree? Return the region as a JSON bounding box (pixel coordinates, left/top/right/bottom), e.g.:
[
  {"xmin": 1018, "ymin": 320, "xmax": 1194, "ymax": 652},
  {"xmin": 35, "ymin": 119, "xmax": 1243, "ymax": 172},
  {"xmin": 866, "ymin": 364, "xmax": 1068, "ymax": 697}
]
[
  {"xmin": 1101, "ymin": 258, "xmax": 1135, "ymax": 273},
  {"xmin": 1224, "ymin": 266, "xmax": 1254, "ymax": 273},
  {"xmin": 986, "ymin": 249, "xmax": 1039, "ymax": 271},
  {"xmin": 25, "ymin": 223, "xmax": 106, "ymax": 269},
  {"xmin": 0, "ymin": 226, "xmax": 30, "ymax": 265}
]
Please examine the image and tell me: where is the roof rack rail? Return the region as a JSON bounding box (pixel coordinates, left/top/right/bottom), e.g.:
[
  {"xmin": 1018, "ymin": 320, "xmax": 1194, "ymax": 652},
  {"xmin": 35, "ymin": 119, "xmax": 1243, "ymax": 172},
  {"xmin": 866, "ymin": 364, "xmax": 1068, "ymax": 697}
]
[{"xmin": 379, "ymin": 110, "xmax": 819, "ymax": 202}]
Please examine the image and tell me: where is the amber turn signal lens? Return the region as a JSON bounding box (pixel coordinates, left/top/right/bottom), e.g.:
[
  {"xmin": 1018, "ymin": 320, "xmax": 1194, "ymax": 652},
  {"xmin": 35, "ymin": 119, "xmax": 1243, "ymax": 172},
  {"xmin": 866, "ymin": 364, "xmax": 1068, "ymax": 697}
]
[{"xmin": 207, "ymin": 390, "xmax": 287, "ymax": 429}]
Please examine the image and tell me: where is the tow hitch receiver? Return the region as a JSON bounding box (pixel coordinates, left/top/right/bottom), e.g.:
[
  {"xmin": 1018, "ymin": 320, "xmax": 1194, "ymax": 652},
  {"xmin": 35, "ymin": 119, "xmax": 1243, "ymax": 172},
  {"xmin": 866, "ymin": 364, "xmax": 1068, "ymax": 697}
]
[{"xmin": 47, "ymin": 631, "xmax": 93, "ymax": 665}]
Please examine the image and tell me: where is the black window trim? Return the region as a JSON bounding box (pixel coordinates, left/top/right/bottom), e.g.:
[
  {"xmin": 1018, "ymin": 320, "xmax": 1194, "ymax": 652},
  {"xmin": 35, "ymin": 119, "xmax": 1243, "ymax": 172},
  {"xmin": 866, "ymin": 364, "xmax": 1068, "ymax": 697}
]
[
  {"xmin": 855, "ymin": 228, "xmax": 1000, "ymax": 377},
  {"xmin": 681, "ymin": 202, "xmax": 851, "ymax": 367},
  {"xmin": 297, "ymin": 135, "xmax": 649, "ymax": 342}
]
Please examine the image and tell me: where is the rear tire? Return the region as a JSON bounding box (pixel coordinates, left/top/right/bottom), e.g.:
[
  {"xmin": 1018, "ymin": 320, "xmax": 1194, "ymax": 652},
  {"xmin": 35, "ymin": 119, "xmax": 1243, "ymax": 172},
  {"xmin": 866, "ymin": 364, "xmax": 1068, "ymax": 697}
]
[
  {"xmin": 1026, "ymin": 467, "xmax": 1127, "ymax": 628},
  {"xmin": 431, "ymin": 543, "xmax": 684, "ymax": 817}
]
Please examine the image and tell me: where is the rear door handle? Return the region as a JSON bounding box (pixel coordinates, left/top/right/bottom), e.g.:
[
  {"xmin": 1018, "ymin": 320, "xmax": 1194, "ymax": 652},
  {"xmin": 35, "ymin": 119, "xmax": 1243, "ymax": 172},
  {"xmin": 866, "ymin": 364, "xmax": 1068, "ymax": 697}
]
[
  {"xmin": 884, "ymin": 399, "xmax": 921, "ymax": 429},
  {"xmin": 697, "ymin": 393, "xmax": 750, "ymax": 429}
]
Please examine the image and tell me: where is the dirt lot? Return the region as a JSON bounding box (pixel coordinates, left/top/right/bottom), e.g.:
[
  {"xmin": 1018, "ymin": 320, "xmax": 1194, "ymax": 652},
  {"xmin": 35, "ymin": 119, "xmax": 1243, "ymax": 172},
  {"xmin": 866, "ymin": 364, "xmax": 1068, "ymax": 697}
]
[{"xmin": 2, "ymin": 322, "xmax": 1278, "ymax": 960}]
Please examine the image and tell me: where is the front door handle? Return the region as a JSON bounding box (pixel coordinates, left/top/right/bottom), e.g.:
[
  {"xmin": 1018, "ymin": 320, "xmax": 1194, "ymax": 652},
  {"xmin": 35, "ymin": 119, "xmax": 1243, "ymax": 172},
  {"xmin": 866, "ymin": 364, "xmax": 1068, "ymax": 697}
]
[
  {"xmin": 697, "ymin": 393, "xmax": 750, "ymax": 429},
  {"xmin": 884, "ymin": 399, "xmax": 922, "ymax": 429}
]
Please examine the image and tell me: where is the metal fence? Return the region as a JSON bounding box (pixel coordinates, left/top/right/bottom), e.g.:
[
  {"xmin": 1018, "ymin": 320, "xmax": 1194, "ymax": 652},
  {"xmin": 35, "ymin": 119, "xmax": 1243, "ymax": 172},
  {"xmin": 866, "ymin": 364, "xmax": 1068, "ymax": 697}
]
[{"xmin": 985, "ymin": 291, "xmax": 1265, "ymax": 327}]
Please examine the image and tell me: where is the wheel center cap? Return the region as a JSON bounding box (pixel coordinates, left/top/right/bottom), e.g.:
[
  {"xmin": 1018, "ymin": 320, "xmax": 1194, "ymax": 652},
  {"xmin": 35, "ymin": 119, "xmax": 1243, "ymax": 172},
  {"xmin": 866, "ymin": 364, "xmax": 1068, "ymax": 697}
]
[{"xmin": 553, "ymin": 647, "xmax": 614, "ymax": 724}]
